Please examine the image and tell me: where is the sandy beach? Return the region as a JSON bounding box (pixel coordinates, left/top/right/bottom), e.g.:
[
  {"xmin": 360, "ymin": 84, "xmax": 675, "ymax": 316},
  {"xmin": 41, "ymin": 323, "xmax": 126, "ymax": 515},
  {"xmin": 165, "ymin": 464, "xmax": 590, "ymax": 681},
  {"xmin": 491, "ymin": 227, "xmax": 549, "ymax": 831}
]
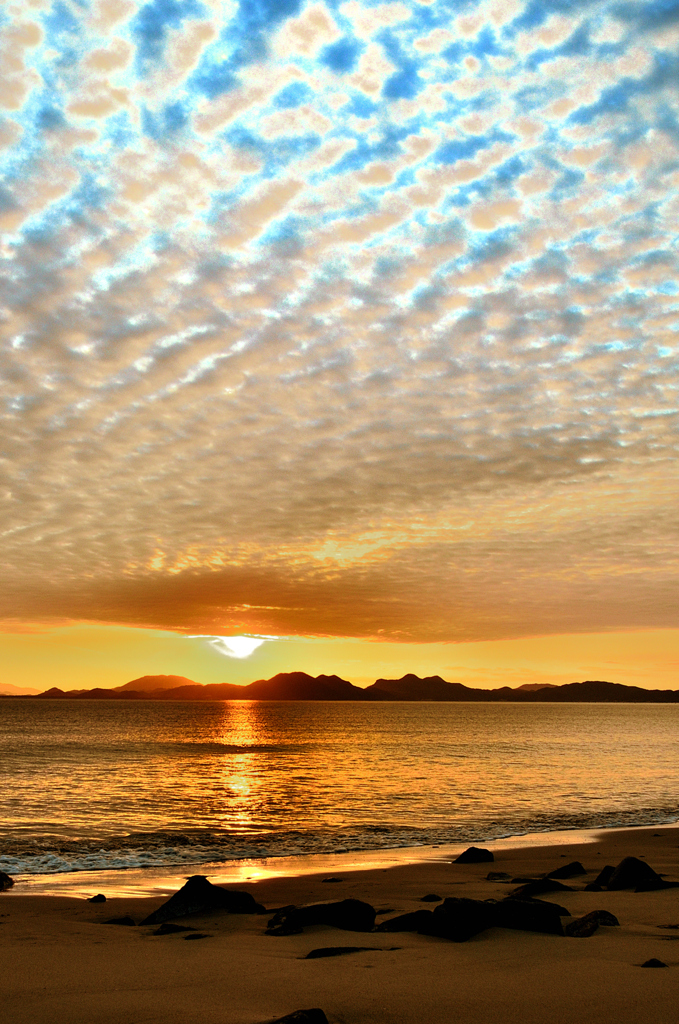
[{"xmin": 2, "ymin": 825, "xmax": 678, "ymax": 1024}]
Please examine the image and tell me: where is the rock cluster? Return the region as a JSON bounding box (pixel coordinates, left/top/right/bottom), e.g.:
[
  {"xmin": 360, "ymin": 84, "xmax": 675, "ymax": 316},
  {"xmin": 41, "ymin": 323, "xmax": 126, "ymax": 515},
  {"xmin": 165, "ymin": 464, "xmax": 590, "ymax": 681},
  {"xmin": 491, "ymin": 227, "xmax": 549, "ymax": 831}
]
[{"xmin": 140, "ymin": 875, "xmax": 265, "ymax": 927}]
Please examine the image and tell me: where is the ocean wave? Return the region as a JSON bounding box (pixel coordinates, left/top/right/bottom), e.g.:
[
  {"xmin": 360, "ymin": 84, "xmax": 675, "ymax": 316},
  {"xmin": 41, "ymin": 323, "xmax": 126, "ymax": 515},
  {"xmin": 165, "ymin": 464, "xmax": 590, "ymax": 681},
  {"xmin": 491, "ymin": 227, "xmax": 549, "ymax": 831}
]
[{"xmin": 2, "ymin": 807, "xmax": 677, "ymax": 877}]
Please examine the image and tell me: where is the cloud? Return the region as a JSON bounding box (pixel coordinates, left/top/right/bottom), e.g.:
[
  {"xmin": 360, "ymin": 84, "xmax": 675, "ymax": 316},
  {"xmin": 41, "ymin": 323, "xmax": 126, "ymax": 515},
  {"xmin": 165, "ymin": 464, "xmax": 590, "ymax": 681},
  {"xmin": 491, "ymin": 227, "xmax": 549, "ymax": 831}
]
[{"xmin": 1, "ymin": 0, "xmax": 678, "ymax": 643}]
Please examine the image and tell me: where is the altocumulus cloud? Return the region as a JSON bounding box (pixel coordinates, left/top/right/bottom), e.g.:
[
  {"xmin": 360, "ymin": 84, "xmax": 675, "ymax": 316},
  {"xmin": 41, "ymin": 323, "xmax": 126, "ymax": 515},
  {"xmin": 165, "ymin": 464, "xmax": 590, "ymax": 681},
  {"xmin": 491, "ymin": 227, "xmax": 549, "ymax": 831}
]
[{"xmin": 1, "ymin": 0, "xmax": 679, "ymax": 642}]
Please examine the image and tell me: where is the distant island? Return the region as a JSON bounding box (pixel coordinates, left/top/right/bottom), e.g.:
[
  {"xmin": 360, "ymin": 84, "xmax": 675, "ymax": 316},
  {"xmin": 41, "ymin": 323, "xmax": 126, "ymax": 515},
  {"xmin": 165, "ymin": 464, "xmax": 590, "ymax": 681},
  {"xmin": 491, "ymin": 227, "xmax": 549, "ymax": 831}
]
[{"xmin": 4, "ymin": 672, "xmax": 678, "ymax": 702}]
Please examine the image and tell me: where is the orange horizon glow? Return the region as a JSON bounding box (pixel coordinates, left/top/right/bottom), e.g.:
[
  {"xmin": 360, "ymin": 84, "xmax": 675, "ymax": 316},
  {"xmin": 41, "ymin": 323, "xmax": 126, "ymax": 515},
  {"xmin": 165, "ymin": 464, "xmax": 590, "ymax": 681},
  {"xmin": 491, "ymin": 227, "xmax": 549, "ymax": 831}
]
[{"xmin": 1, "ymin": 624, "xmax": 677, "ymax": 694}]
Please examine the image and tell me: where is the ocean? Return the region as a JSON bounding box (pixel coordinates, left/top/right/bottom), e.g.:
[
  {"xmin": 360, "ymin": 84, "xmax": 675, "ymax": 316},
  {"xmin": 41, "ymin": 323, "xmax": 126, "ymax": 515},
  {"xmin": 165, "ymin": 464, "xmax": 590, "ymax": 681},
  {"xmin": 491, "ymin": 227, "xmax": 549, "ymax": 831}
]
[{"xmin": 1, "ymin": 698, "xmax": 678, "ymax": 878}]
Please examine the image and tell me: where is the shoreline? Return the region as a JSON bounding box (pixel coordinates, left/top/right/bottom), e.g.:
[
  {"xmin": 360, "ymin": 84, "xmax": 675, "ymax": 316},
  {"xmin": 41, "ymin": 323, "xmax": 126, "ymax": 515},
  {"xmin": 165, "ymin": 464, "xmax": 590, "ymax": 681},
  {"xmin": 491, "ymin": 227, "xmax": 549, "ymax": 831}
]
[
  {"xmin": 7, "ymin": 819, "xmax": 679, "ymax": 897},
  {"xmin": 2, "ymin": 822, "xmax": 678, "ymax": 1024}
]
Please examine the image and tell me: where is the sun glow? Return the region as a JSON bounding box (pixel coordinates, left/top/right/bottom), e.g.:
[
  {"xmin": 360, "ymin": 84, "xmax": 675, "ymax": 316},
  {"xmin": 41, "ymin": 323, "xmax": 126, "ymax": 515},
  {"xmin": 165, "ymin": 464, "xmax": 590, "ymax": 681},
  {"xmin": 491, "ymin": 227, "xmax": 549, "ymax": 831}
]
[{"xmin": 189, "ymin": 635, "xmax": 269, "ymax": 658}]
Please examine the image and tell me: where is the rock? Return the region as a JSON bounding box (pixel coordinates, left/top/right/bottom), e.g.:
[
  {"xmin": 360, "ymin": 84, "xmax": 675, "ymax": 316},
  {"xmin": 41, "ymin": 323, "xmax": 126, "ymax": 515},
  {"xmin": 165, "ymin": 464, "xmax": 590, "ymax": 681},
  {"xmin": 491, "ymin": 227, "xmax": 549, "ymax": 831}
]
[
  {"xmin": 304, "ymin": 946, "xmax": 379, "ymax": 958},
  {"xmin": 88, "ymin": 894, "xmax": 106, "ymax": 903},
  {"xmin": 546, "ymin": 861, "xmax": 586, "ymax": 879},
  {"xmin": 0, "ymin": 872, "xmax": 14, "ymax": 892},
  {"xmin": 321, "ymin": 877, "xmax": 343, "ymax": 883},
  {"xmin": 585, "ymin": 865, "xmax": 615, "ymax": 891},
  {"xmin": 494, "ymin": 899, "xmax": 564, "ymax": 936},
  {"xmin": 454, "ymin": 846, "xmax": 494, "ymax": 864},
  {"xmin": 635, "ymin": 879, "xmax": 679, "ymax": 892},
  {"xmin": 140, "ymin": 875, "xmax": 265, "ymax": 926},
  {"xmin": 103, "ymin": 916, "xmax": 136, "ymax": 926},
  {"xmin": 565, "ymin": 914, "xmax": 600, "ymax": 937},
  {"xmin": 265, "ymin": 1011, "xmax": 329, "ymax": 1024},
  {"xmin": 418, "ymin": 897, "xmax": 496, "ymax": 942},
  {"xmin": 521, "ymin": 897, "xmax": 571, "ymax": 916},
  {"xmin": 606, "ymin": 857, "xmax": 664, "ymax": 891},
  {"xmin": 510, "ymin": 878, "xmax": 573, "ymax": 899},
  {"xmin": 376, "ymin": 910, "xmax": 434, "ymax": 932},
  {"xmin": 184, "ymin": 933, "xmax": 210, "ymax": 939},
  {"xmin": 641, "ymin": 958, "xmax": 668, "ymax": 968},
  {"xmin": 266, "ymin": 898, "xmax": 376, "ymax": 936},
  {"xmin": 487, "ymin": 872, "xmax": 510, "ymax": 881},
  {"xmin": 420, "ymin": 893, "xmax": 442, "ymax": 902},
  {"xmin": 152, "ymin": 923, "xmax": 196, "ymax": 935},
  {"xmin": 569, "ymin": 913, "xmax": 622, "ymax": 937},
  {"xmin": 590, "ymin": 910, "xmax": 619, "ymax": 926}
]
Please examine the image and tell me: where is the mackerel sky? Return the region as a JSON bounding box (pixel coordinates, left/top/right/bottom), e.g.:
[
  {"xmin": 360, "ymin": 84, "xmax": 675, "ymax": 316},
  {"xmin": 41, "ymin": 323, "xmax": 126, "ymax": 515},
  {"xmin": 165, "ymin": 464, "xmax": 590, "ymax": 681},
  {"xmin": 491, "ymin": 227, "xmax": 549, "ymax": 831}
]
[{"xmin": 2, "ymin": 0, "xmax": 679, "ymax": 644}]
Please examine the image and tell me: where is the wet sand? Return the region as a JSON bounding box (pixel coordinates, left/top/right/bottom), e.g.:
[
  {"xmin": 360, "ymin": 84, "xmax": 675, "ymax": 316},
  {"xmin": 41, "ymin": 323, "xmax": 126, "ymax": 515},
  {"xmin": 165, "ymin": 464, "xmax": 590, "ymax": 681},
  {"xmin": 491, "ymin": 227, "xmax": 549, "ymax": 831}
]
[{"xmin": 2, "ymin": 825, "xmax": 678, "ymax": 1024}]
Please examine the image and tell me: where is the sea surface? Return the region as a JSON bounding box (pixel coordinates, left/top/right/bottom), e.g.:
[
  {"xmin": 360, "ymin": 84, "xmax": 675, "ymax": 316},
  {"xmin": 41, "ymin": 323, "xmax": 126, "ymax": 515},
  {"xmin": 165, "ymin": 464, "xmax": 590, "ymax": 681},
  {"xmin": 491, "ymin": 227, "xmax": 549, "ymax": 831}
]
[{"xmin": 1, "ymin": 699, "xmax": 678, "ymax": 877}]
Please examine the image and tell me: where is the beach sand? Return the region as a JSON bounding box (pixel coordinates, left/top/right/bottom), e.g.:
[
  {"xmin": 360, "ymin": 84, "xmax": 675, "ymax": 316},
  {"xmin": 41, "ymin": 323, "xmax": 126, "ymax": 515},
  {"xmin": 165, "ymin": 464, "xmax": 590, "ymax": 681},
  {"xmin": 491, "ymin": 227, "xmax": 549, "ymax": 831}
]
[{"xmin": 2, "ymin": 826, "xmax": 678, "ymax": 1024}]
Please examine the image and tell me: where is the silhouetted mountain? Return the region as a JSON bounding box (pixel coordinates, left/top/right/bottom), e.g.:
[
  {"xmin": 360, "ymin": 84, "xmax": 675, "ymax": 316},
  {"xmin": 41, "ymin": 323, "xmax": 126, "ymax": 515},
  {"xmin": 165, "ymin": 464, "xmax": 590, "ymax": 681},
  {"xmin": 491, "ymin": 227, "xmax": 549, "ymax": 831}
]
[
  {"xmin": 367, "ymin": 674, "xmax": 477, "ymax": 700},
  {"xmin": 244, "ymin": 671, "xmax": 370, "ymax": 701},
  {"xmin": 27, "ymin": 673, "xmax": 679, "ymax": 702},
  {"xmin": 527, "ymin": 680, "xmax": 679, "ymax": 703},
  {"xmin": 366, "ymin": 675, "xmax": 520, "ymax": 702},
  {"xmin": 515, "ymin": 682, "xmax": 559, "ymax": 691},
  {"xmin": 115, "ymin": 674, "xmax": 199, "ymax": 692}
]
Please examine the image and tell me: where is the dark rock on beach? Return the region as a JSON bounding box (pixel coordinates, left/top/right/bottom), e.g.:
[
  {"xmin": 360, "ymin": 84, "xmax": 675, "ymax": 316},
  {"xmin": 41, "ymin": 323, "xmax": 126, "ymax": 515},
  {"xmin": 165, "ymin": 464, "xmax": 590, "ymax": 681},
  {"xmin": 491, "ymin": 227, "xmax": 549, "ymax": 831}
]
[
  {"xmin": 152, "ymin": 922, "xmax": 196, "ymax": 935},
  {"xmin": 376, "ymin": 910, "xmax": 434, "ymax": 932},
  {"xmin": 267, "ymin": 899, "xmax": 376, "ymax": 936},
  {"xmin": 510, "ymin": 878, "xmax": 573, "ymax": 899},
  {"xmin": 88, "ymin": 894, "xmax": 106, "ymax": 903},
  {"xmin": 487, "ymin": 872, "xmax": 510, "ymax": 881},
  {"xmin": 420, "ymin": 893, "xmax": 442, "ymax": 902},
  {"xmin": 641, "ymin": 958, "xmax": 668, "ymax": 968},
  {"xmin": 585, "ymin": 865, "xmax": 615, "ymax": 891},
  {"xmin": 606, "ymin": 857, "xmax": 664, "ymax": 891},
  {"xmin": 0, "ymin": 872, "xmax": 14, "ymax": 891},
  {"xmin": 418, "ymin": 897, "xmax": 497, "ymax": 942},
  {"xmin": 265, "ymin": 1011, "xmax": 329, "ymax": 1024},
  {"xmin": 565, "ymin": 909, "xmax": 620, "ymax": 937},
  {"xmin": 494, "ymin": 898, "xmax": 564, "ymax": 935},
  {"xmin": 546, "ymin": 861, "xmax": 587, "ymax": 879},
  {"xmin": 635, "ymin": 878, "xmax": 679, "ymax": 892},
  {"xmin": 140, "ymin": 875, "xmax": 265, "ymax": 926},
  {"xmin": 304, "ymin": 946, "xmax": 380, "ymax": 958},
  {"xmin": 454, "ymin": 847, "xmax": 494, "ymax": 864}
]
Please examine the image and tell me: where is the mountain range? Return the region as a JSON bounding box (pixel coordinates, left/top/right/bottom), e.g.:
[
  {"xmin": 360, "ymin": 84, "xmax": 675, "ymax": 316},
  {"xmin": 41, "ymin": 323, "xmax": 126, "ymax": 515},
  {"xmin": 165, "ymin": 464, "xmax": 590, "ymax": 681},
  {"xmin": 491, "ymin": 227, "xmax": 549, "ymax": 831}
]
[{"xmin": 7, "ymin": 671, "xmax": 678, "ymax": 702}]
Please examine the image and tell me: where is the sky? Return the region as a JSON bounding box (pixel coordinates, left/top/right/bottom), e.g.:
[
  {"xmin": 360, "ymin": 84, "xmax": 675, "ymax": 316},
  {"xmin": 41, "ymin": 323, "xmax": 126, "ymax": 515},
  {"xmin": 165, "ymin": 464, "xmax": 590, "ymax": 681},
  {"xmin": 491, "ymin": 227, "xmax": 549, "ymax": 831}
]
[{"xmin": 1, "ymin": 0, "xmax": 679, "ymax": 690}]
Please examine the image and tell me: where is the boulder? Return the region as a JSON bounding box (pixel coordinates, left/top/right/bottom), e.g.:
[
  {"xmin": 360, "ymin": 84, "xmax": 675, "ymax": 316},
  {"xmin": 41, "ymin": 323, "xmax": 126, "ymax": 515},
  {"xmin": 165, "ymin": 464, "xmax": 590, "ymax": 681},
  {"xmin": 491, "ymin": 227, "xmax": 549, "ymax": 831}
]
[
  {"xmin": 0, "ymin": 872, "xmax": 14, "ymax": 892},
  {"xmin": 266, "ymin": 899, "xmax": 376, "ymax": 936},
  {"xmin": 518, "ymin": 897, "xmax": 571, "ymax": 916},
  {"xmin": 88, "ymin": 894, "xmax": 106, "ymax": 903},
  {"xmin": 454, "ymin": 847, "xmax": 494, "ymax": 864},
  {"xmin": 140, "ymin": 875, "xmax": 265, "ymax": 926},
  {"xmin": 420, "ymin": 893, "xmax": 442, "ymax": 902},
  {"xmin": 510, "ymin": 878, "xmax": 573, "ymax": 899},
  {"xmin": 606, "ymin": 857, "xmax": 663, "ymax": 891},
  {"xmin": 546, "ymin": 861, "xmax": 587, "ymax": 879},
  {"xmin": 635, "ymin": 878, "xmax": 679, "ymax": 892},
  {"xmin": 565, "ymin": 914, "xmax": 599, "ymax": 937},
  {"xmin": 153, "ymin": 923, "xmax": 196, "ymax": 935},
  {"xmin": 641, "ymin": 958, "xmax": 667, "ymax": 968},
  {"xmin": 376, "ymin": 910, "xmax": 434, "ymax": 932},
  {"xmin": 584, "ymin": 865, "xmax": 615, "ymax": 891},
  {"xmin": 265, "ymin": 1011, "xmax": 329, "ymax": 1023},
  {"xmin": 304, "ymin": 946, "xmax": 379, "ymax": 958},
  {"xmin": 418, "ymin": 897, "xmax": 496, "ymax": 942},
  {"xmin": 566, "ymin": 909, "xmax": 620, "ymax": 936},
  {"xmin": 494, "ymin": 899, "xmax": 564, "ymax": 936}
]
